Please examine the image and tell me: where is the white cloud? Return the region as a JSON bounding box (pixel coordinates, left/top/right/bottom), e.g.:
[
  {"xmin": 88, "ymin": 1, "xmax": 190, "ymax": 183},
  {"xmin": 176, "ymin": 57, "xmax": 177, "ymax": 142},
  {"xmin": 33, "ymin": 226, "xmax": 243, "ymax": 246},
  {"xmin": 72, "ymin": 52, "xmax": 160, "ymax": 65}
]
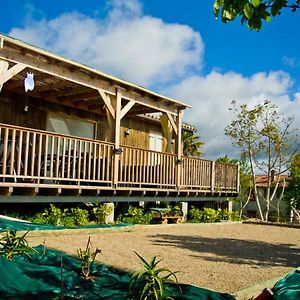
[
  {"xmin": 166, "ymin": 70, "xmax": 299, "ymax": 159},
  {"xmin": 283, "ymin": 56, "xmax": 300, "ymax": 68},
  {"xmin": 8, "ymin": 0, "xmax": 300, "ymax": 160},
  {"xmin": 9, "ymin": 0, "xmax": 203, "ymax": 87}
]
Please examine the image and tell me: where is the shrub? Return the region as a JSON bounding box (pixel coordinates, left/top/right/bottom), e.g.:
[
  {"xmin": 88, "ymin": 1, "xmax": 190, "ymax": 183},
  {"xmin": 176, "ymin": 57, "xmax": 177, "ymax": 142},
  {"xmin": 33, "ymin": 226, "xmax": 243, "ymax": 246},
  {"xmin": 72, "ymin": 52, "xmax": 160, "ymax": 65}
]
[
  {"xmin": 202, "ymin": 207, "xmax": 221, "ymax": 222},
  {"xmin": 228, "ymin": 210, "xmax": 240, "ymax": 221},
  {"xmin": 42, "ymin": 204, "xmax": 66, "ymax": 226},
  {"xmin": 188, "ymin": 207, "xmax": 239, "ymax": 223},
  {"xmin": 129, "ymin": 252, "xmax": 180, "ymax": 300},
  {"xmin": 92, "ymin": 204, "xmax": 113, "ymax": 224},
  {"xmin": 69, "ymin": 207, "xmax": 89, "ymax": 226},
  {"xmin": 121, "ymin": 206, "xmax": 153, "ymax": 224},
  {"xmin": 30, "ymin": 205, "xmax": 89, "ymax": 227},
  {"xmin": 188, "ymin": 206, "xmax": 204, "ymax": 222}
]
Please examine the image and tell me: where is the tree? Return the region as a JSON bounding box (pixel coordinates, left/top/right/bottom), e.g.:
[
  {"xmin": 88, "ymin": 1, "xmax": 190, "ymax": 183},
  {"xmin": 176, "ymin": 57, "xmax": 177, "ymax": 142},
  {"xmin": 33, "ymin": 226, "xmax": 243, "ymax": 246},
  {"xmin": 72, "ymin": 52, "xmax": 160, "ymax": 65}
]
[
  {"xmin": 217, "ymin": 156, "xmax": 252, "ymax": 220},
  {"xmin": 214, "ymin": 0, "xmax": 300, "ymax": 31},
  {"xmin": 225, "ymin": 100, "xmax": 298, "ymax": 221},
  {"xmin": 284, "ymin": 153, "xmax": 300, "ymax": 218},
  {"xmin": 182, "ymin": 130, "xmax": 204, "ymax": 157}
]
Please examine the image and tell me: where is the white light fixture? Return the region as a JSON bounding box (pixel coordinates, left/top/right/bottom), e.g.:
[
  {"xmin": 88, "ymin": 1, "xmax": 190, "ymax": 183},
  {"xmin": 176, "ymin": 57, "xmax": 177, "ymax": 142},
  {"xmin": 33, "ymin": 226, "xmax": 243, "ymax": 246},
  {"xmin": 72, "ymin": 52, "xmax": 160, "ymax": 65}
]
[{"xmin": 24, "ymin": 73, "xmax": 35, "ymax": 92}]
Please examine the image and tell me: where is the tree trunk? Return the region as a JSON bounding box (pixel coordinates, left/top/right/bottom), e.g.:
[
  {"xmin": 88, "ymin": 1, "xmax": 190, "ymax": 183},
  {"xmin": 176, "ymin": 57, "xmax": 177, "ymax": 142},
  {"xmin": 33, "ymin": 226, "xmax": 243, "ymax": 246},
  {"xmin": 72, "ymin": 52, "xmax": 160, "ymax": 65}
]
[
  {"xmin": 276, "ymin": 179, "xmax": 285, "ymax": 222},
  {"xmin": 239, "ymin": 188, "xmax": 251, "ymax": 220},
  {"xmin": 249, "ymin": 154, "xmax": 264, "ymax": 220}
]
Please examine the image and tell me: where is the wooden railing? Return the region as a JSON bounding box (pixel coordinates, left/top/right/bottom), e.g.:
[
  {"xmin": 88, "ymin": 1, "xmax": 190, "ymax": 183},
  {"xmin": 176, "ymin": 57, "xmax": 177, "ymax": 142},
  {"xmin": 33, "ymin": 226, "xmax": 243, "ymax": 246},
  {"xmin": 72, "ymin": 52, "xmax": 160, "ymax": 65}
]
[
  {"xmin": 119, "ymin": 146, "xmax": 177, "ymax": 188},
  {"xmin": 0, "ymin": 123, "xmax": 239, "ymax": 194},
  {"xmin": 0, "ymin": 123, "xmax": 114, "ymax": 186}
]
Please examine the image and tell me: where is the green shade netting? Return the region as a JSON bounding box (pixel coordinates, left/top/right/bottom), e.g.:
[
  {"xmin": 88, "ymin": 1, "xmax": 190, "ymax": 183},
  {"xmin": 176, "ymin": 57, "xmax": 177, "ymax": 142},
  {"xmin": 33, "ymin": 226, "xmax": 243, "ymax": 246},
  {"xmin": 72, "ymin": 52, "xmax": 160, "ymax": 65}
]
[
  {"xmin": 272, "ymin": 270, "xmax": 300, "ymax": 300},
  {"xmin": 0, "ymin": 216, "xmax": 130, "ymax": 232},
  {"xmin": 0, "ymin": 245, "xmax": 234, "ymax": 300}
]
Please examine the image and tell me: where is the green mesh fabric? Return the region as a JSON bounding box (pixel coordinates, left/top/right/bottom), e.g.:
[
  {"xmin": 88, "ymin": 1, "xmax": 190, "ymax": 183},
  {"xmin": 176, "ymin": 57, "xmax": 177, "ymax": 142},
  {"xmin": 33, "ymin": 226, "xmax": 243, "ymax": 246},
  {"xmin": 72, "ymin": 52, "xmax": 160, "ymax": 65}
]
[
  {"xmin": 272, "ymin": 270, "xmax": 300, "ymax": 300},
  {"xmin": 0, "ymin": 245, "xmax": 234, "ymax": 300},
  {"xmin": 0, "ymin": 216, "xmax": 130, "ymax": 231}
]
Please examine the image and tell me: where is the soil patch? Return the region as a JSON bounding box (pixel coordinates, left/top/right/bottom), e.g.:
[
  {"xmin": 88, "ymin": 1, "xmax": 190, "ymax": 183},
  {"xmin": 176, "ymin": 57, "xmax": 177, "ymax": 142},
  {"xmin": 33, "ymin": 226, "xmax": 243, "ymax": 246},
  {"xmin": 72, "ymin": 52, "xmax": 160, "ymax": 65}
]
[{"xmin": 27, "ymin": 223, "xmax": 300, "ymax": 294}]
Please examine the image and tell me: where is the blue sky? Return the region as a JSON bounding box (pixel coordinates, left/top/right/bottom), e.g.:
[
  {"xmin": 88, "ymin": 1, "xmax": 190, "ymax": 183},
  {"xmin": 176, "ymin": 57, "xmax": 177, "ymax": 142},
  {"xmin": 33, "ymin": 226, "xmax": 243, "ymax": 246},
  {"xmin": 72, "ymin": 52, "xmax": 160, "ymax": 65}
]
[{"xmin": 1, "ymin": 0, "xmax": 300, "ymax": 159}]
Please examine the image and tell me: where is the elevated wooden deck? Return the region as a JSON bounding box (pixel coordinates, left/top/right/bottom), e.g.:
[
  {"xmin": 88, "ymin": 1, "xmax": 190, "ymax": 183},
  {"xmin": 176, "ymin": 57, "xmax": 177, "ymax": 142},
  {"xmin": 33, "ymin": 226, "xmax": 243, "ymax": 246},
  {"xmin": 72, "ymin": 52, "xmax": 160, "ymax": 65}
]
[{"xmin": 0, "ymin": 123, "xmax": 239, "ymax": 200}]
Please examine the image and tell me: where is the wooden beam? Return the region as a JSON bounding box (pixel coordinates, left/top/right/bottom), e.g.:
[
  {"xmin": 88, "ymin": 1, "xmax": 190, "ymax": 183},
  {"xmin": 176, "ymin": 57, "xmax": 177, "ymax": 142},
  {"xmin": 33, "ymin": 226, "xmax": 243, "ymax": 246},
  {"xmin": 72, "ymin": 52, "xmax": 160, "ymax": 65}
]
[
  {"xmin": 0, "ymin": 63, "xmax": 26, "ymax": 86},
  {"xmin": 113, "ymin": 89, "xmax": 122, "ymax": 185},
  {"xmin": 127, "ymin": 107, "xmax": 157, "ymax": 115},
  {"xmin": 115, "ymin": 89, "xmax": 122, "ymax": 149},
  {"xmin": 0, "ymin": 49, "xmax": 117, "ymax": 93},
  {"xmin": 176, "ymin": 110, "xmax": 183, "ymax": 159},
  {"xmin": 120, "ymin": 99, "xmax": 135, "ymax": 120},
  {"xmin": 98, "ymin": 90, "xmax": 115, "ymax": 119},
  {"xmin": 176, "ymin": 109, "xmax": 183, "ymax": 189},
  {"xmin": 121, "ymin": 89, "xmax": 178, "ymax": 115},
  {"xmin": 0, "ymin": 187, "xmax": 13, "ymax": 196},
  {"xmin": 166, "ymin": 112, "xmax": 178, "ymax": 135},
  {"xmin": 0, "ymin": 49, "xmax": 180, "ymax": 115}
]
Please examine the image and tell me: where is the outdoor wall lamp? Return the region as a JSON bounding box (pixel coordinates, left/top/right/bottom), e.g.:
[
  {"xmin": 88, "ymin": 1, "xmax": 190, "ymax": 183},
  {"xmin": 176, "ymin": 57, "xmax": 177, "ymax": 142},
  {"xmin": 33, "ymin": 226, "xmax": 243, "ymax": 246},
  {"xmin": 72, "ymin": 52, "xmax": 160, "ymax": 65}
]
[
  {"xmin": 113, "ymin": 148, "xmax": 123, "ymax": 155},
  {"xmin": 124, "ymin": 129, "xmax": 130, "ymax": 137}
]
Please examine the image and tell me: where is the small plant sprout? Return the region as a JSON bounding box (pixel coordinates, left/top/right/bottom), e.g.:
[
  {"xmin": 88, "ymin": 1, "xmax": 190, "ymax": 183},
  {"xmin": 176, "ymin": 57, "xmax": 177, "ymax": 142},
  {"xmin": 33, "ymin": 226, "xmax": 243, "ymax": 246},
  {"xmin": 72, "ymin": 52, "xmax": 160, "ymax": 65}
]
[
  {"xmin": 77, "ymin": 236, "xmax": 101, "ymax": 279},
  {"xmin": 0, "ymin": 229, "xmax": 38, "ymax": 260},
  {"xmin": 129, "ymin": 252, "xmax": 181, "ymax": 300}
]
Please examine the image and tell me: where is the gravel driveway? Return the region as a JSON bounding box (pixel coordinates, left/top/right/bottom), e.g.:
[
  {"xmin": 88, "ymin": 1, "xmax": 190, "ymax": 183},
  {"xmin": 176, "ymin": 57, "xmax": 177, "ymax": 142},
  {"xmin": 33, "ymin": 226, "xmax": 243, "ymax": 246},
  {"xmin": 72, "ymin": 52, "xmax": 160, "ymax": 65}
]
[{"xmin": 27, "ymin": 222, "xmax": 300, "ymax": 294}]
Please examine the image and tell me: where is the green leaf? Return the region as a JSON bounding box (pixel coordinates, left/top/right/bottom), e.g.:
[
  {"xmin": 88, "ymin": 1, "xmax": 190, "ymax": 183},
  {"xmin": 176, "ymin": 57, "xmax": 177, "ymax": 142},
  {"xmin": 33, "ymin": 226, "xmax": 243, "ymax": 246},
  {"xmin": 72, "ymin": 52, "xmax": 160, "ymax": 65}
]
[
  {"xmin": 135, "ymin": 251, "xmax": 151, "ymax": 269},
  {"xmin": 222, "ymin": 10, "xmax": 234, "ymax": 21},
  {"xmin": 243, "ymin": 3, "xmax": 253, "ymax": 19},
  {"xmin": 252, "ymin": 0, "xmax": 260, "ymax": 8},
  {"xmin": 213, "ymin": 0, "xmax": 221, "ymax": 17},
  {"xmin": 271, "ymin": 0, "xmax": 287, "ymax": 16},
  {"xmin": 140, "ymin": 282, "xmax": 151, "ymax": 299}
]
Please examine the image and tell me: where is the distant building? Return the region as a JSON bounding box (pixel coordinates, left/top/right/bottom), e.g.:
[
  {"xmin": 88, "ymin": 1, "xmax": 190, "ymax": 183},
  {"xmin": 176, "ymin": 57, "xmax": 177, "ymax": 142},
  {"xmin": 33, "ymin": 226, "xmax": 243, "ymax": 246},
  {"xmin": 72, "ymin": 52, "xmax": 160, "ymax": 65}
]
[{"xmin": 244, "ymin": 174, "xmax": 290, "ymax": 220}]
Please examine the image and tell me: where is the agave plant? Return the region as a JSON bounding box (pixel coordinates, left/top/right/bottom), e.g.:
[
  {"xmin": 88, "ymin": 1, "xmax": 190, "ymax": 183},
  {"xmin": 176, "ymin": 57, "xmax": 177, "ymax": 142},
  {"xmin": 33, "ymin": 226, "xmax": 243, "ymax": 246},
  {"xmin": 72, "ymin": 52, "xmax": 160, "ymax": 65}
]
[
  {"xmin": 129, "ymin": 252, "xmax": 180, "ymax": 300},
  {"xmin": 0, "ymin": 229, "xmax": 38, "ymax": 260}
]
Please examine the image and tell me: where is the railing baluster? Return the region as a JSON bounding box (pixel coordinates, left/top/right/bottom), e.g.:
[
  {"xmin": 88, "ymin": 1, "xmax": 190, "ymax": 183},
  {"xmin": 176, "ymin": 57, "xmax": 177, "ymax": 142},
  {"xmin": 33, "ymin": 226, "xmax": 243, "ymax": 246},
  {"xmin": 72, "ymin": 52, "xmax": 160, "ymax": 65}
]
[
  {"xmin": 37, "ymin": 133, "xmax": 43, "ymax": 180},
  {"xmin": 72, "ymin": 140, "xmax": 77, "ymax": 179},
  {"xmin": 44, "ymin": 134, "xmax": 49, "ymax": 178},
  {"xmin": 78, "ymin": 140, "xmax": 82, "ymax": 182},
  {"xmin": 16, "ymin": 130, "xmax": 23, "ymax": 176}
]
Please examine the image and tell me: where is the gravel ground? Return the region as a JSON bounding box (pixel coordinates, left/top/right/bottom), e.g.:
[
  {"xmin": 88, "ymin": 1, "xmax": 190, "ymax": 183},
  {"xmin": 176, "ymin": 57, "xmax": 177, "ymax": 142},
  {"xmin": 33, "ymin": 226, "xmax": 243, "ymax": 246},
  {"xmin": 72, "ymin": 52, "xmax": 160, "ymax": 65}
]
[{"xmin": 27, "ymin": 223, "xmax": 300, "ymax": 294}]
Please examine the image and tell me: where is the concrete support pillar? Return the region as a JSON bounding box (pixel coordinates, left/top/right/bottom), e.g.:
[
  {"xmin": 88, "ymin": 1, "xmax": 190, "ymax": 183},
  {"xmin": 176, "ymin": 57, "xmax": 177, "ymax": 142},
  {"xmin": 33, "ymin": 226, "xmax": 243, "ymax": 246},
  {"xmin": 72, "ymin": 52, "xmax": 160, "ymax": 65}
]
[
  {"xmin": 104, "ymin": 202, "xmax": 115, "ymax": 224},
  {"xmin": 228, "ymin": 200, "xmax": 233, "ymax": 212},
  {"xmin": 180, "ymin": 201, "xmax": 188, "ymax": 222}
]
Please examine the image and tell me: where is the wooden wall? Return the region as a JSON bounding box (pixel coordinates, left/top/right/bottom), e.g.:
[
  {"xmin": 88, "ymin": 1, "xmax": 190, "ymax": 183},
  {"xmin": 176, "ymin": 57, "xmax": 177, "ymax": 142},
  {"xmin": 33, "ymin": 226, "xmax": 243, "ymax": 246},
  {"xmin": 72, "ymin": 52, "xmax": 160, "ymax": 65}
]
[{"xmin": 0, "ymin": 90, "xmax": 169, "ymax": 152}]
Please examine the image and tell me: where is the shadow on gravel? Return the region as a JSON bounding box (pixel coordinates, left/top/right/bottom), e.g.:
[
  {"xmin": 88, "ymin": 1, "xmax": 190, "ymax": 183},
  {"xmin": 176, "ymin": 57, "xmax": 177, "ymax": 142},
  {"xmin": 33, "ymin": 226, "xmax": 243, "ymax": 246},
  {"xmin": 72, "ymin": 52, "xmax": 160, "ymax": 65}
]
[{"xmin": 150, "ymin": 234, "xmax": 299, "ymax": 267}]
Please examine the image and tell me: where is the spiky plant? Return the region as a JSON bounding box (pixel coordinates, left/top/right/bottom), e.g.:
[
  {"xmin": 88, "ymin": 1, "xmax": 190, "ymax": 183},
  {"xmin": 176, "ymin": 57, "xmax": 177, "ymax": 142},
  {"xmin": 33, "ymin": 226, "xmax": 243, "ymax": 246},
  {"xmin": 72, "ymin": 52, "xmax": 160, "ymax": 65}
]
[
  {"xmin": 0, "ymin": 229, "xmax": 38, "ymax": 260},
  {"xmin": 129, "ymin": 252, "xmax": 180, "ymax": 300}
]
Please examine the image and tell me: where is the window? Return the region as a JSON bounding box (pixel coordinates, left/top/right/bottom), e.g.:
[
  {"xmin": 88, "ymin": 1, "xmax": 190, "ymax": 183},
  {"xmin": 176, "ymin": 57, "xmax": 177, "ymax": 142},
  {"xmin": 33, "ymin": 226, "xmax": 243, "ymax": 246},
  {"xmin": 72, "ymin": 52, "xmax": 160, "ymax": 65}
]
[
  {"xmin": 149, "ymin": 131, "xmax": 163, "ymax": 165},
  {"xmin": 47, "ymin": 112, "xmax": 95, "ymax": 139},
  {"xmin": 247, "ymin": 210, "xmax": 256, "ymax": 218},
  {"xmin": 149, "ymin": 131, "xmax": 162, "ymax": 152}
]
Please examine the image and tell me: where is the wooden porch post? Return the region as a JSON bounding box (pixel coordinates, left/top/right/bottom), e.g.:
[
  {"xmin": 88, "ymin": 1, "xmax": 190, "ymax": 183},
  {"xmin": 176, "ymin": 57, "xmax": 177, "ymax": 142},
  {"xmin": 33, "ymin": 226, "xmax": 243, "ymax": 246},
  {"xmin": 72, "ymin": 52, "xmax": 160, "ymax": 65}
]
[
  {"xmin": 211, "ymin": 161, "xmax": 215, "ymax": 193},
  {"xmin": 236, "ymin": 163, "xmax": 240, "ymax": 193},
  {"xmin": 113, "ymin": 89, "xmax": 122, "ymax": 185},
  {"xmin": 176, "ymin": 109, "xmax": 183, "ymax": 189},
  {"xmin": 0, "ymin": 61, "xmax": 26, "ymax": 91},
  {"xmin": 0, "ymin": 60, "xmax": 9, "ymax": 92}
]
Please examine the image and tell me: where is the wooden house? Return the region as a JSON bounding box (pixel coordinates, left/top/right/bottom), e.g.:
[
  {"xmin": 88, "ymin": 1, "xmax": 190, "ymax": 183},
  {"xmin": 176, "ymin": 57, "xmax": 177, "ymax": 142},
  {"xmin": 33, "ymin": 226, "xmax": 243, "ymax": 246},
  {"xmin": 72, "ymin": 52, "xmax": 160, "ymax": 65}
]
[{"xmin": 0, "ymin": 33, "xmax": 239, "ymax": 203}]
